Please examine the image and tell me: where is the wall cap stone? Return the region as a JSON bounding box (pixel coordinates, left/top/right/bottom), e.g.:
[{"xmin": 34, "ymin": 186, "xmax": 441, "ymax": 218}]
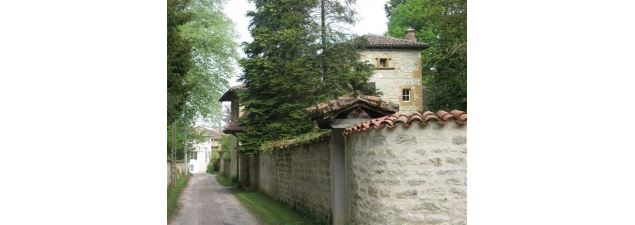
[{"xmin": 343, "ymin": 110, "xmax": 467, "ymax": 135}]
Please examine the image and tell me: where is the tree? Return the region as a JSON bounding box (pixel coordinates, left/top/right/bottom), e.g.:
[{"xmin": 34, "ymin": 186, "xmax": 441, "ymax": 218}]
[
  {"xmin": 384, "ymin": 0, "xmax": 407, "ymax": 17},
  {"xmin": 238, "ymin": 0, "xmax": 374, "ymax": 154},
  {"xmin": 180, "ymin": 0, "xmax": 239, "ymax": 128},
  {"xmin": 386, "ymin": 0, "xmax": 467, "ymax": 111},
  {"xmin": 167, "ymin": 0, "xmax": 238, "ymax": 160},
  {"xmin": 315, "ymin": 0, "xmax": 378, "ymax": 97},
  {"xmin": 167, "ymin": 0, "xmax": 194, "ymax": 126}
]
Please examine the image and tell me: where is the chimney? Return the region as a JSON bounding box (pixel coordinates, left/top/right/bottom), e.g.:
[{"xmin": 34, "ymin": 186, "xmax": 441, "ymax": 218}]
[{"xmin": 405, "ymin": 27, "xmax": 416, "ymax": 43}]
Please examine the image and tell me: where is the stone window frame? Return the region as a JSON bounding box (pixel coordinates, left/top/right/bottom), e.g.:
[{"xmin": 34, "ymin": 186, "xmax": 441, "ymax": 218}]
[
  {"xmin": 402, "ymin": 88, "xmax": 411, "ymax": 102},
  {"xmin": 374, "ymin": 57, "xmax": 394, "ymax": 70}
]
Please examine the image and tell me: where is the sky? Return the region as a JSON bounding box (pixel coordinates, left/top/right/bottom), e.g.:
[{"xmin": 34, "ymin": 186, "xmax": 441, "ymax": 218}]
[{"xmin": 223, "ymin": 0, "xmax": 389, "ymax": 86}]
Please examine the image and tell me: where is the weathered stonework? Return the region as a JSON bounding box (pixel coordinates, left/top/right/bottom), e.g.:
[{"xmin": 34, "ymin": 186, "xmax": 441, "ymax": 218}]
[
  {"xmin": 346, "ymin": 121, "xmax": 467, "ymax": 225},
  {"xmin": 360, "ymin": 50, "xmax": 423, "ymax": 112},
  {"xmin": 257, "ymin": 140, "xmax": 332, "ymax": 221}
]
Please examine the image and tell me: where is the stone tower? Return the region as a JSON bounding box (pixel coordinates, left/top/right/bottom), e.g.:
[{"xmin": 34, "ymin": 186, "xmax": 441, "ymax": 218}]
[{"xmin": 361, "ymin": 28, "xmax": 428, "ymax": 113}]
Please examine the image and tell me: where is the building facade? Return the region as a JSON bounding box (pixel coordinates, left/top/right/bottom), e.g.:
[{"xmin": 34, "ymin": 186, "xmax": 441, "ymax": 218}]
[
  {"xmin": 361, "ymin": 28, "xmax": 428, "ymax": 113},
  {"xmin": 188, "ymin": 128, "xmax": 221, "ymax": 174}
]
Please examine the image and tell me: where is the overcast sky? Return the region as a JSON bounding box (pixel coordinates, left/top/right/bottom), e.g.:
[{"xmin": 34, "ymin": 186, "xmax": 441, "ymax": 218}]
[{"xmin": 223, "ymin": 0, "xmax": 389, "ymax": 85}]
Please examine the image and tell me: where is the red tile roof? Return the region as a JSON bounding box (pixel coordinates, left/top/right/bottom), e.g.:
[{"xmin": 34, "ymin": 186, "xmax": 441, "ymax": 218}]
[
  {"xmin": 222, "ymin": 120, "xmax": 244, "ymax": 134},
  {"xmin": 363, "ymin": 34, "xmax": 429, "ymax": 50},
  {"xmin": 219, "ymin": 84, "xmax": 246, "ymax": 102},
  {"xmin": 343, "ymin": 110, "xmax": 467, "ymax": 135},
  {"xmin": 307, "ymin": 92, "xmax": 398, "ymax": 121}
]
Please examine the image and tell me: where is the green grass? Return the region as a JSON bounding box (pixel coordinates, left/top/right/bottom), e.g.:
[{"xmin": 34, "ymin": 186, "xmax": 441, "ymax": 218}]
[
  {"xmin": 234, "ymin": 191, "xmax": 327, "ymax": 225},
  {"xmin": 214, "ymin": 174, "xmax": 326, "ymax": 225},
  {"xmin": 167, "ymin": 175, "xmax": 189, "ymax": 219}
]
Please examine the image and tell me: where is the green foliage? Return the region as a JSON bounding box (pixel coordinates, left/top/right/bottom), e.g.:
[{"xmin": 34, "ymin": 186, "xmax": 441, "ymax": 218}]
[
  {"xmin": 233, "ymin": 191, "xmax": 328, "ymax": 225},
  {"xmin": 180, "ymin": 0, "xmax": 239, "ymax": 127},
  {"xmin": 215, "ymin": 174, "xmax": 238, "ymax": 188},
  {"xmin": 168, "ymin": 0, "xmax": 238, "ymax": 159},
  {"xmin": 167, "ymin": 125, "xmax": 197, "ymax": 160},
  {"xmin": 167, "ymin": 175, "xmax": 189, "ymax": 219},
  {"xmin": 218, "ymin": 134, "xmax": 235, "ymax": 160},
  {"xmin": 238, "ymin": 0, "xmax": 374, "ymax": 154},
  {"xmin": 167, "ymin": 0, "xmax": 194, "ymax": 126},
  {"xmin": 260, "ymin": 130, "xmax": 330, "ymax": 152},
  {"xmin": 386, "ymin": 0, "xmax": 467, "ymax": 111},
  {"xmin": 208, "ymin": 151, "xmax": 220, "ymax": 173}
]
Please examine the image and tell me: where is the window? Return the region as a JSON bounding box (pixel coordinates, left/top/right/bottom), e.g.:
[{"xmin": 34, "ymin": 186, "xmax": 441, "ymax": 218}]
[
  {"xmin": 379, "ymin": 58, "xmax": 388, "ymax": 67},
  {"xmin": 402, "ymin": 89, "xmax": 411, "ymax": 102},
  {"xmin": 191, "ymin": 151, "xmax": 197, "ymax": 160},
  {"xmin": 375, "ymin": 58, "xmax": 393, "ymax": 69},
  {"xmin": 189, "ymin": 165, "xmax": 194, "ymax": 171}
]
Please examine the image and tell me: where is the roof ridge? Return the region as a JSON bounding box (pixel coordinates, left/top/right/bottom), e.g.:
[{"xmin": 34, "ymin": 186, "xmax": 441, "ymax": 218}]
[
  {"xmin": 343, "ymin": 110, "xmax": 466, "ymax": 135},
  {"xmin": 365, "ymin": 34, "xmax": 408, "ymax": 40}
]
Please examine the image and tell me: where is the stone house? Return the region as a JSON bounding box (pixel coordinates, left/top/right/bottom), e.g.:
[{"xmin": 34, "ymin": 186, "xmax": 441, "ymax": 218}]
[
  {"xmin": 218, "ymin": 28, "xmax": 430, "ymax": 185},
  {"xmin": 214, "ymin": 30, "xmax": 467, "ymax": 225},
  {"xmin": 361, "ymin": 28, "xmax": 428, "ymax": 113}
]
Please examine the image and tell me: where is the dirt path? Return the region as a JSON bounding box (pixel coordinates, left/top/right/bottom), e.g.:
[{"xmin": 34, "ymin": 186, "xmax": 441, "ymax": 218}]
[{"xmin": 170, "ymin": 174, "xmax": 260, "ymax": 225}]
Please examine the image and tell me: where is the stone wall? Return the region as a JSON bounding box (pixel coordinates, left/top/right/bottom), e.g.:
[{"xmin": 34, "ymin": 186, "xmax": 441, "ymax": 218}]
[
  {"xmin": 230, "ymin": 141, "xmax": 238, "ymax": 178},
  {"xmin": 360, "ymin": 49, "xmax": 423, "ymax": 112},
  {"xmin": 167, "ymin": 160, "xmax": 187, "ymax": 186},
  {"xmin": 345, "ymin": 121, "xmax": 467, "ymax": 225},
  {"xmin": 221, "ymin": 158, "xmax": 231, "ymax": 178},
  {"xmin": 257, "ymin": 140, "xmax": 332, "ymax": 221},
  {"xmin": 238, "ymin": 153, "xmax": 250, "ymax": 187}
]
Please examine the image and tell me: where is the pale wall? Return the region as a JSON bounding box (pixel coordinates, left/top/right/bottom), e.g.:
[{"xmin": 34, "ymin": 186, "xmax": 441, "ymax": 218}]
[
  {"xmin": 257, "ymin": 140, "xmax": 332, "ymax": 221},
  {"xmin": 221, "ymin": 158, "xmax": 231, "ymax": 178},
  {"xmin": 230, "ymin": 140, "xmax": 238, "ymax": 178},
  {"xmin": 346, "ymin": 121, "xmax": 467, "ymax": 225},
  {"xmin": 360, "ymin": 49, "xmax": 423, "ymax": 112},
  {"xmin": 189, "ymin": 140, "xmax": 212, "ymax": 174},
  {"xmin": 167, "ymin": 160, "xmax": 188, "ymax": 186}
]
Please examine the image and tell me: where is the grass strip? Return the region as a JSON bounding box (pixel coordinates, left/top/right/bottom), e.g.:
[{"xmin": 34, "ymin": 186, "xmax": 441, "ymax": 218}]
[
  {"xmin": 215, "ymin": 174, "xmax": 326, "ymax": 225},
  {"xmin": 233, "ymin": 190, "xmax": 327, "ymax": 225},
  {"xmin": 167, "ymin": 175, "xmax": 189, "ymax": 219}
]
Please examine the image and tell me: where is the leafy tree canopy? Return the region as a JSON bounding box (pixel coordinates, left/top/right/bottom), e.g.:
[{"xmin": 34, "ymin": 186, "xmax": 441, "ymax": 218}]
[
  {"xmin": 386, "ymin": 0, "xmax": 467, "ymax": 111},
  {"xmin": 167, "ymin": 0, "xmax": 194, "ymax": 126},
  {"xmin": 168, "ymin": 0, "xmax": 238, "ymax": 158}
]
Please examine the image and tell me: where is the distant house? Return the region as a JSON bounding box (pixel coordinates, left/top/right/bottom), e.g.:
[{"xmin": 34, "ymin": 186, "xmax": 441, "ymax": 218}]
[
  {"xmin": 360, "ymin": 28, "xmax": 429, "ymax": 112},
  {"xmin": 188, "ymin": 128, "xmax": 221, "ymax": 174}
]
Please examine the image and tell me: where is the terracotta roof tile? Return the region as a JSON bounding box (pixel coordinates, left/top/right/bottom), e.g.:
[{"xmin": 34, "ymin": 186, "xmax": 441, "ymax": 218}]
[
  {"xmin": 219, "ymin": 84, "xmax": 246, "ymax": 102},
  {"xmin": 343, "ymin": 110, "xmax": 467, "ymax": 135},
  {"xmin": 363, "ymin": 34, "xmax": 429, "ymax": 50},
  {"xmin": 307, "ymin": 92, "xmax": 398, "ymax": 121},
  {"xmin": 222, "ymin": 120, "xmax": 244, "ymax": 134}
]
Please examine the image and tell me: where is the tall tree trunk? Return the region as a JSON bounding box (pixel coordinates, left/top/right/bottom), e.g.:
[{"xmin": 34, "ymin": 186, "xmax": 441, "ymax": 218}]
[
  {"xmin": 184, "ymin": 125, "xmax": 188, "ymax": 175},
  {"xmin": 320, "ymin": 0, "xmax": 327, "ymax": 83},
  {"xmin": 171, "ymin": 123, "xmax": 177, "ymax": 185}
]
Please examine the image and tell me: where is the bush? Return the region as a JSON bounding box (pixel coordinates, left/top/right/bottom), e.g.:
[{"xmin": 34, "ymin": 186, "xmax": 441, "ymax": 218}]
[{"xmin": 207, "ymin": 151, "xmax": 221, "ymax": 174}]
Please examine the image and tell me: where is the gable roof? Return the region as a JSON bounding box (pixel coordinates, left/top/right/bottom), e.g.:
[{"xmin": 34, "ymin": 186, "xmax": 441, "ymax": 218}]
[
  {"xmin": 219, "ymin": 84, "xmax": 246, "ymax": 102},
  {"xmin": 307, "ymin": 92, "xmax": 398, "ymax": 128},
  {"xmin": 362, "ymin": 34, "xmax": 429, "ymax": 50},
  {"xmin": 222, "ymin": 120, "xmax": 244, "ymax": 134},
  {"xmin": 343, "ymin": 110, "xmax": 467, "ymax": 135}
]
